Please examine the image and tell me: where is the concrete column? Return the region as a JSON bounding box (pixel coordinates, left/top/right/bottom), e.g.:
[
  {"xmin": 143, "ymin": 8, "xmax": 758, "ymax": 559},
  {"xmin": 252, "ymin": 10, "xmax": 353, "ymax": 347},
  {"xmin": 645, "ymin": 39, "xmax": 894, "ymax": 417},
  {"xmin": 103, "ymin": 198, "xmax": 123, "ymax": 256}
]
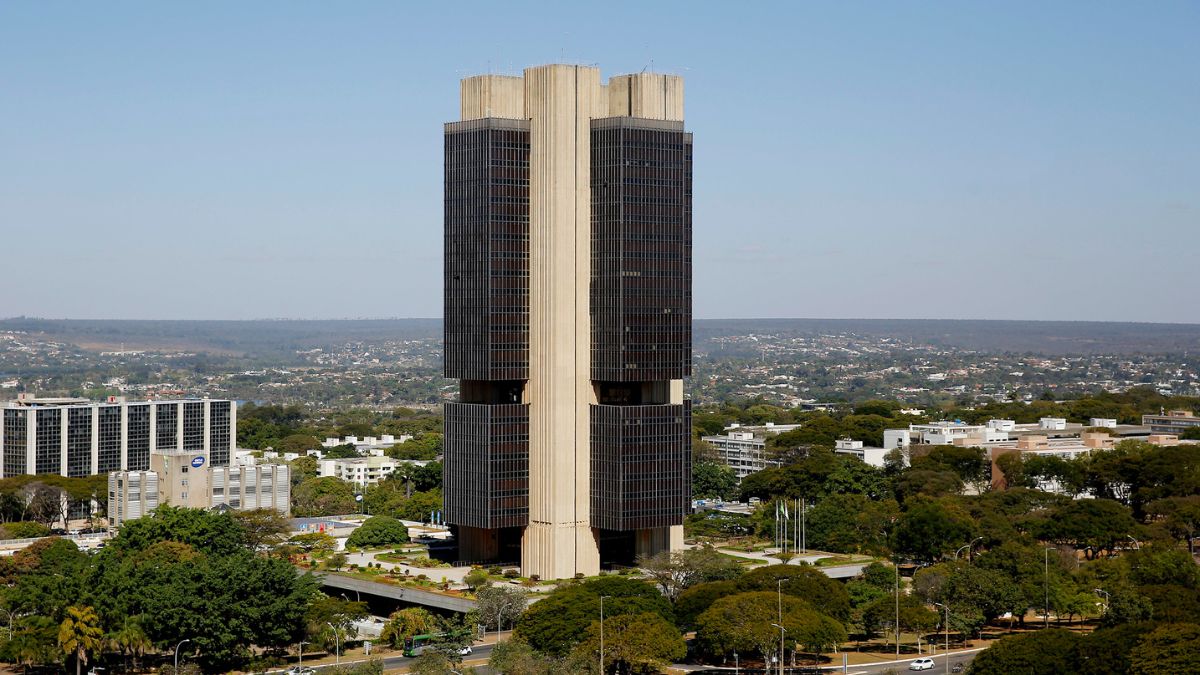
[
  {"xmin": 520, "ymin": 64, "xmax": 603, "ymax": 580},
  {"xmin": 120, "ymin": 402, "xmax": 129, "ymax": 470},
  {"xmin": 26, "ymin": 409, "xmax": 36, "ymax": 476}
]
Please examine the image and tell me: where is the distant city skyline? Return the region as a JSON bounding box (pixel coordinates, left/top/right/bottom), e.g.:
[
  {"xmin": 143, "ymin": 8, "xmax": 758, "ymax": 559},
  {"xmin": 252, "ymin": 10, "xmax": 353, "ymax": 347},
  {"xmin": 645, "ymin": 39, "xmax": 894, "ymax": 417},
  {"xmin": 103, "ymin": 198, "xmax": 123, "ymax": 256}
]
[{"xmin": 2, "ymin": 2, "xmax": 1197, "ymax": 323}]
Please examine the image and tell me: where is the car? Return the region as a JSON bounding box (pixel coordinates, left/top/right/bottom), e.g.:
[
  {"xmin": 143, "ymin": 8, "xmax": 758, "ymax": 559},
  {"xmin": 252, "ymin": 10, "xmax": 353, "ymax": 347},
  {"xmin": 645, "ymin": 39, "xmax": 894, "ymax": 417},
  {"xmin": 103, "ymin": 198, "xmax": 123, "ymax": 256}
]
[
  {"xmin": 285, "ymin": 667, "xmax": 316, "ymax": 675},
  {"xmin": 909, "ymin": 657, "xmax": 936, "ymax": 671},
  {"xmin": 458, "ymin": 645, "xmax": 473, "ymax": 656}
]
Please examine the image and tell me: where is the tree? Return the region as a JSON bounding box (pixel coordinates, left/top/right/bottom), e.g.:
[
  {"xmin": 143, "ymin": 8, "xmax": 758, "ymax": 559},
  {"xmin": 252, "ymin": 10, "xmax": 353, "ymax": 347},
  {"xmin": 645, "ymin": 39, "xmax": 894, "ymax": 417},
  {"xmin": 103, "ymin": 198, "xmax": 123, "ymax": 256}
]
[
  {"xmin": 571, "ymin": 612, "xmax": 687, "ymax": 675},
  {"xmin": 515, "ymin": 577, "xmax": 674, "ymax": 656},
  {"xmin": 58, "ymin": 605, "xmax": 104, "ymax": 675},
  {"xmin": 489, "ymin": 638, "xmax": 559, "ymax": 675},
  {"xmin": 695, "ymin": 590, "xmax": 844, "ymax": 665},
  {"xmin": 967, "ymin": 628, "xmax": 1083, "ymax": 674},
  {"xmin": 476, "ymin": 585, "xmax": 528, "ymax": 633},
  {"xmin": 1128, "ymin": 623, "xmax": 1200, "ymax": 675},
  {"xmin": 464, "ymin": 568, "xmax": 491, "ymax": 592},
  {"xmin": 675, "ymin": 580, "xmax": 738, "ymax": 630},
  {"xmin": 1036, "ymin": 498, "xmax": 1138, "ymax": 559},
  {"xmin": 326, "ymin": 551, "xmax": 348, "ymax": 571},
  {"xmin": 736, "ymin": 564, "xmax": 852, "ymax": 622},
  {"xmin": 232, "ymin": 508, "xmax": 292, "ymax": 549},
  {"xmin": 693, "ymin": 461, "xmax": 739, "ymax": 500},
  {"xmin": 278, "ymin": 434, "xmax": 323, "ymax": 454},
  {"xmin": 293, "ymin": 477, "xmax": 357, "ymax": 517},
  {"xmin": 108, "ymin": 505, "xmax": 246, "ymax": 557},
  {"xmin": 862, "ymin": 594, "xmax": 936, "ymax": 646},
  {"xmin": 107, "ymin": 616, "xmax": 151, "ymax": 672},
  {"xmin": 802, "ymin": 493, "xmax": 898, "ymax": 555},
  {"xmin": 1, "ymin": 521, "xmax": 50, "ymax": 539},
  {"xmin": 345, "ymin": 516, "xmax": 410, "ymax": 549},
  {"xmin": 893, "ymin": 499, "xmax": 975, "ymax": 563},
  {"xmin": 637, "ymin": 545, "xmax": 742, "ymax": 601},
  {"xmin": 381, "ymin": 607, "xmax": 439, "ymax": 648}
]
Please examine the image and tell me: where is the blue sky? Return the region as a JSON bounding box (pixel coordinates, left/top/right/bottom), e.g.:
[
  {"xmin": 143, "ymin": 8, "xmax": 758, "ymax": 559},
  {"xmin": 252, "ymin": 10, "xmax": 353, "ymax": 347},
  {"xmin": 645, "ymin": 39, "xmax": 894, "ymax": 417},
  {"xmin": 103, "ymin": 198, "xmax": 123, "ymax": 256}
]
[{"xmin": 2, "ymin": 2, "xmax": 1197, "ymax": 322}]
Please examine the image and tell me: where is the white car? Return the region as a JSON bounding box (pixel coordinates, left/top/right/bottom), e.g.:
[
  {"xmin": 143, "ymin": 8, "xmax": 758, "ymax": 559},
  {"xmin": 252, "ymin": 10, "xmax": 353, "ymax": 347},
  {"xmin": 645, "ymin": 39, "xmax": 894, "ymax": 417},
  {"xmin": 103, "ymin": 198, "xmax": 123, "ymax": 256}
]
[
  {"xmin": 909, "ymin": 658, "xmax": 936, "ymax": 671},
  {"xmin": 459, "ymin": 645, "xmax": 473, "ymax": 655}
]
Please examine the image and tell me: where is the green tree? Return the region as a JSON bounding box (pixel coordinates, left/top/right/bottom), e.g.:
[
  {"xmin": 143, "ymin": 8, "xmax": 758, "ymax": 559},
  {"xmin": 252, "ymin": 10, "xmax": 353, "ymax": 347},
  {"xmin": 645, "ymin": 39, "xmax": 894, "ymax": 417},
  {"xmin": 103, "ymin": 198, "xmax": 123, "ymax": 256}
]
[
  {"xmin": 345, "ymin": 516, "xmax": 410, "ymax": 549},
  {"xmin": 232, "ymin": 507, "xmax": 292, "ymax": 549},
  {"xmin": 1036, "ymin": 498, "xmax": 1138, "ymax": 559},
  {"xmin": 57, "ymin": 605, "xmax": 104, "ymax": 675},
  {"xmin": 293, "ymin": 477, "xmax": 357, "ymax": 517},
  {"xmin": 571, "ymin": 612, "xmax": 687, "ymax": 675},
  {"xmin": 476, "ymin": 585, "xmax": 529, "ymax": 633},
  {"xmin": 675, "ymin": 580, "xmax": 738, "ymax": 630},
  {"xmin": 380, "ymin": 607, "xmax": 439, "ymax": 648},
  {"xmin": 488, "ymin": 638, "xmax": 559, "ymax": 674},
  {"xmin": 637, "ymin": 545, "xmax": 743, "ymax": 601},
  {"xmin": 967, "ymin": 628, "xmax": 1083, "ymax": 675},
  {"xmin": 893, "ymin": 499, "xmax": 975, "ymax": 563},
  {"xmin": 692, "ymin": 460, "xmax": 739, "ymax": 500},
  {"xmin": 515, "ymin": 577, "xmax": 673, "ymax": 656},
  {"xmin": 464, "ymin": 568, "xmax": 491, "ymax": 592},
  {"xmin": 108, "ymin": 505, "xmax": 247, "ymax": 557},
  {"xmin": 736, "ymin": 564, "xmax": 852, "ymax": 622},
  {"xmin": 1128, "ymin": 623, "xmax": 1200, "ymax": 675},
  {"xmin": 695, "ymin": 590, "xmax": 844, "ymax": 664}
]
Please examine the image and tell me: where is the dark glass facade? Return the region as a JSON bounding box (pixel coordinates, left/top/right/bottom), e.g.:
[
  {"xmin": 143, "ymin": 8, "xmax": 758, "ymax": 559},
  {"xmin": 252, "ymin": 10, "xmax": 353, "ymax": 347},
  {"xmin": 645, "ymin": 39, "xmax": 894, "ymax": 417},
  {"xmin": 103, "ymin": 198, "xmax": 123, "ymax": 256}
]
[
  {"xmin": 67, "ymin": 407, "xmax": 92, "ymax": 477},
  {"xmin": 444, "ymin": 118, "xmax": 531, "ymax": 381},
  {"xmin": 35, "ymin": 409, "xmax": 61, "ymax": 475},
  {"xmin": 156, "ymin": 403, "xmax": 177, "ymax": 450},
  {"xmin": 590, "ymin": 117, "xmax": 692, "ymax": 382},
  {"xmin": 3, "ymin": 409, "xmax": 27, "ymax": 477},
  {"xmin": 590, "ymin": 402, "xmax": 691, "ymax": 531},
  {"xmin": 443, "ymin": 402, "xmax": 529, "ymax": 529},
  {"xmin": 209, "ymin": 400, "xmax": 231, "ymax": 466},
  {"xmin": 182, "ymin": 402, "xmax": 204, "ymax": 452},
  {"xmin": 127, "ymin": 404, "xmax": 150, "ymax": 471},
  {"xmin": 98, "ymin": 406, "xmax": 122, "ymax": 473}
]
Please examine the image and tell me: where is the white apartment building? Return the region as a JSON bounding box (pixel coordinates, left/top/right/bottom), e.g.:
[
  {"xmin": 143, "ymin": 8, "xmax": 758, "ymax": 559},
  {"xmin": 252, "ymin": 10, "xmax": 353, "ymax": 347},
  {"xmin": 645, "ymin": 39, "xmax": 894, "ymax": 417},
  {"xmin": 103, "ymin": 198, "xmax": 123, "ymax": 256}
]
[
  {"xmin": 317, "ymin": 455, "xmax": 425, "ymax": 487},
  {"xmin": 701, "ymin": 423, "xmax": 801, "ymax": 479},
  {"xmin": 833, "ymin": 438, "xmax": 894, "ymax": 468}
]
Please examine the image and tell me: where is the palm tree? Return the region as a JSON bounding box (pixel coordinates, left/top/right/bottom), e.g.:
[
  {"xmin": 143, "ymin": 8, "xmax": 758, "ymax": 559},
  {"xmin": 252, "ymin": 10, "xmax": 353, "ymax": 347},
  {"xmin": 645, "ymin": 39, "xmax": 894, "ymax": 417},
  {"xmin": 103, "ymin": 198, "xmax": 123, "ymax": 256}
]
[
  {"xmin": 108, "ymin": 616, "xmax": 151, "ymax": 672},
  {"xmin": 58, "ymin": 605, "xmax": 104, "ymax": 675}
]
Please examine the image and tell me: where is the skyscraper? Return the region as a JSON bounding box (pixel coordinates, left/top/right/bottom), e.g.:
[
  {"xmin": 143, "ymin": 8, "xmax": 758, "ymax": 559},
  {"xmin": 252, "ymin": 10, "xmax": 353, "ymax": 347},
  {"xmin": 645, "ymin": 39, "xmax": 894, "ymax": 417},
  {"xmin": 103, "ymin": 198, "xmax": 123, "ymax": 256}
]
[{"xmin": 442, "ymin": 64, "xmax": 692, "ymax": 579}]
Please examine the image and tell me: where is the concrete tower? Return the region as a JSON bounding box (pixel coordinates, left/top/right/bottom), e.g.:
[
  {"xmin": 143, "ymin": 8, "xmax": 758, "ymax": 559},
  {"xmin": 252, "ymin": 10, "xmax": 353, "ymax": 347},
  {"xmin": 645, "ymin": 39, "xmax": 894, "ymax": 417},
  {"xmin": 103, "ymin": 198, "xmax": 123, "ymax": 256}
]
[{"xmin": 443, "ymin": 64, "xmax": 692, "ymax": 579}]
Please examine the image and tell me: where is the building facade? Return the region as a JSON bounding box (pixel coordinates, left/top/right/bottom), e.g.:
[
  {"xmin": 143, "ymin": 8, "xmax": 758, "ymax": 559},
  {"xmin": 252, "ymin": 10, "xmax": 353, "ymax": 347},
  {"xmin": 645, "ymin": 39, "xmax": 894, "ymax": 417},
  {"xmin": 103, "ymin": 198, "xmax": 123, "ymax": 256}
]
[
  {"xmin": 108, "ymin": 451, "xmax": 289, "ymax": 529},
  {"xmin": 1143, "ymin": 410, "xmax": 1200, "ymax": 435},
  {"xmin": 1, "ymin": 395, "xmax": 235, "ymax": 478},
  {"xmin": 442, "ymin": 65, "xmax": 693, "ymax": 578}
]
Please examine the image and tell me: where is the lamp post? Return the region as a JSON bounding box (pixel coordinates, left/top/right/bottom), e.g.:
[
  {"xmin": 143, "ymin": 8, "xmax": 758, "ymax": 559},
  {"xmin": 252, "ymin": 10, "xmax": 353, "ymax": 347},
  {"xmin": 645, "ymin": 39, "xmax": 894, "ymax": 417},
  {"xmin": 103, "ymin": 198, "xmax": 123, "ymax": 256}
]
[
  {"xmin": 770, "ymin": 624, "xmax": 788, "ymax": 675},
  {"xmin": 298, "ymin": 641, "xmax": 308, "ymax": 670},
  {"xmin": 1126, "ymin": 535, "xmax": 1141, "ymax": 551},
  {"xmin": 600, "ymin": 595, "xmax": 611, "ymax": 675},
  {"xmin": 327, "ymin": 622, "xmax": 340, "ymax": 665},
  {"xmin": 733, "ymin": 651, "xmax": 739, "ymax": 675},
  {"xmin": 1044, "ymin": 547, "xmax": 1056, "ymax": 628},
  {"xmin": 933, "ymin": 604, "xmax": 949, "ymax": 675},
  {"xmin": 954, "ymin": 537, "xmax": 983, "ymax": 561},
  {"xmin": 1093, "ymin": 588, "xmax": 1110, "ymax": 615},
  {"xmin": 776, "ymin": 576, "xmax": 790, "ymax": 674},
  {"xmin": 894, "ymin": 561, "xmax": 900, "ymax": 659},
  {"xmin": 174, "ymin": 639, "xmax": 190, "ymax": 674}
]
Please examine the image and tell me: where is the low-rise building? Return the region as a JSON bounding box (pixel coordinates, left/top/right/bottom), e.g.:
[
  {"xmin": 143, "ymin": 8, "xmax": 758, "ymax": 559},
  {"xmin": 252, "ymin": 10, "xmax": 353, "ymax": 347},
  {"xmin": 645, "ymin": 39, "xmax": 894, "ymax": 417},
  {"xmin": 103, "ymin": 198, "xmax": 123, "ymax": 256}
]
[
  {"xmin": 1142, "ymin": 410, "xmax": 1200, "ymax": 435},
  {"xmin": 318, "ymin": 455, "xmax": 422, "ymax": 487},
  {"xmin": 702, "ymin": 423, "xmax": 799, "ymax": 479},
  {"xmin": 832, "ymin": 438, "xmax": 893, "ymax": 468}
]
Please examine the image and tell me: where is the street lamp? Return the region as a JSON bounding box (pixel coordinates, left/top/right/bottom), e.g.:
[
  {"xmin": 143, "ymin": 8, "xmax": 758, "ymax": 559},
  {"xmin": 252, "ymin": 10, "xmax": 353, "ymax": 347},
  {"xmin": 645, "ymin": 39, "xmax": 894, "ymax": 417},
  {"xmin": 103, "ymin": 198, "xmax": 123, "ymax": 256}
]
[
  {"xmin": 174, "ymin": 639, "xmax": 191, "ymax": 674},
  {"xmin": 954, "ymin": 537, "xmax": 984, "ymax": 561},
  {"xmin": 1093, "ymin": 588, "xmax": 1110, "ymax": 615},
  {"xmin": 933, "ymin": 604, "xmax": 950, "ymax": 675},
  {"xmin": 776, "ymin": 577, "xmax": 790, "ymax": 675},
  {"xmin": 327, "ymin": 622, "xmax": 341, "ymax": 665},
  {"xmin": 298, "ymin": 641, "xmax": 308, "ymax": 670},
  {"xmin": 1126, "ymin": 535, "xmax": 1141, "ymax": 551},
  {"xmin": 770, "ymin": 623, "xmax": 788, "ymax": 675},
  {"xmin": 1044, "ymin": 547, "xmax": 1056, "ymax": 628},
  {"xmin": 599, "ymin": 595, "xmax": 611, "ymax": 675},
  {"xmin": 894, "ymin": 561, "xmax": 901, "ymax": 659}
]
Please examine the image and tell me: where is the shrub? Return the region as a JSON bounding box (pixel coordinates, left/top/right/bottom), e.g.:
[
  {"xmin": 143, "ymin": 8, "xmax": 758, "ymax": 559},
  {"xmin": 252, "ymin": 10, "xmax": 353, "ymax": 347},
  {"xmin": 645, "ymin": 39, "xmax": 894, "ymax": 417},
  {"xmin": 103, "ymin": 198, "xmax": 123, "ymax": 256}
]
[{"xmin": 345, "ymin": 516, "xmax": 411, "ymax": 549}]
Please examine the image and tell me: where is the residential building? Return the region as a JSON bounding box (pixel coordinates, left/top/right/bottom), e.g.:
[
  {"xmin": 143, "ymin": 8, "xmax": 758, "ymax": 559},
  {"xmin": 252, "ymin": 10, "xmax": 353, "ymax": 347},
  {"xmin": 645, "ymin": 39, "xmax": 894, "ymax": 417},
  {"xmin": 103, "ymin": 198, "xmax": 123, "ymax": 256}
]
[
  {"xmin": 1, "ymin": 394, "xmax": 235, "ymax": 478},
  {"xmin": 318, "ymin": 455, "xmax": 422, "ymax": 487},
  {"xmin": 833, "ymin": 438, "xmax": 893, "ymax": 468},
  {"xmin": 442, "ymin": 65, "xmax": 692, "ymax": 578}
]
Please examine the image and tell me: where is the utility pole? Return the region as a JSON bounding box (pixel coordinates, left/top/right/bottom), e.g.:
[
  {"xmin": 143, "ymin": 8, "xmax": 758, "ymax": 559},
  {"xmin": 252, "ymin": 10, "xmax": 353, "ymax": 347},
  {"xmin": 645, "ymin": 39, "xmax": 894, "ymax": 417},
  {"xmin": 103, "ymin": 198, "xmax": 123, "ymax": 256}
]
[
  {"xmin": 600, "ymin": 595, "xmax": 610, "ymax": 675},
  {"xmin": 934, "ymin": 603, "xmax": 949, "ymax": 675},
  {"xmin": 895, "ymin": 562, "xmax": 900, "ymax": 658},
  {"xmin": 1044, "ymin": 547, "xmax": 1056, "ymax": 628}
]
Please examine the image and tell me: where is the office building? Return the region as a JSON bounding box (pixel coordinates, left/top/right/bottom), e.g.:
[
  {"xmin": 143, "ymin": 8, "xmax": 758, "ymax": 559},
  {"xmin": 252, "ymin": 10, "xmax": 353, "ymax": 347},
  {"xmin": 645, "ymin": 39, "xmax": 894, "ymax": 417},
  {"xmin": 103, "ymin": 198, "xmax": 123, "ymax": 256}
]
[
  {"xmin": 442, "ymin": 64, "xmax": 692, "ymax": 578},
  {"xmin": 108, "ymin": 449, "xmax": 289, "ymax": 529},
  {"xmin": 318, "ymin": 455, "xmax": 425, "ymax": 487},
  {"xmin": 1143, "ymin": 410, "xmax": 1200, "ymax": 435},
  {"xmin": 1, "ymin": 394, "xmax": 235, "ymax": 478},
  {"xmin": 701, "ymin": 423, "xmax": 800, "ymax": 478}
]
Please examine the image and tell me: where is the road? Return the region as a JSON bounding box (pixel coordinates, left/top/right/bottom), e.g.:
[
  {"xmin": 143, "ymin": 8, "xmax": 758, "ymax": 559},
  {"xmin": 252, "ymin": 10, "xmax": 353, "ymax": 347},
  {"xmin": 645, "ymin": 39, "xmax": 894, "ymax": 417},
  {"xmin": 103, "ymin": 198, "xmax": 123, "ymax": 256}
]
[
  {"xmin": 676, "ymin": 649, "xmax": 982, "ymax": 674},
  {"xmin": 270, "ymin": 642, "xmax": 495, "ymax": 674}
]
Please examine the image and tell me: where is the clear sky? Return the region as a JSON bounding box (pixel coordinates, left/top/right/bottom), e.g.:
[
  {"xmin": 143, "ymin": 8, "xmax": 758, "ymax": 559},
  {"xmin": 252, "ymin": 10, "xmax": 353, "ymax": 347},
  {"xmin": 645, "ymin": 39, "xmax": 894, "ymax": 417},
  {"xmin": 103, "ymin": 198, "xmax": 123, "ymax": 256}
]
[{"xmin": 2, "ymin": 2, "xmax": 1197, "ymax": 322}]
